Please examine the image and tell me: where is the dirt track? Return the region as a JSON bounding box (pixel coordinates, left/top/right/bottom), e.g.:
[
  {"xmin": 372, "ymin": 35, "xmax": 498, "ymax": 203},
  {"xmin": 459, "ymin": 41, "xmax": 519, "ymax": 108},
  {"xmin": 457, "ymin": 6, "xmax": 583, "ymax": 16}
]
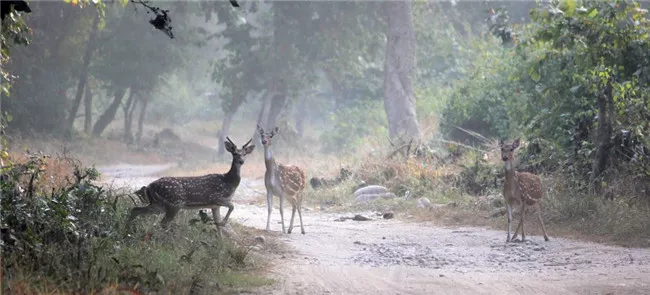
[{"xmin": 98, "ymin": 164, "xmax": 650, "ymax": 295}]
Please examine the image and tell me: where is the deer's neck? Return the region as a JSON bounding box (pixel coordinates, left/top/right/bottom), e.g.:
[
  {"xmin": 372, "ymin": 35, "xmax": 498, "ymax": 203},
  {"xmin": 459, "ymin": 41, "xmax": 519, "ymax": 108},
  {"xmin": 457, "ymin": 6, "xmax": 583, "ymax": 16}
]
[
  {"xmin": 503, "ymin": 161, "xmax": 516, "ymax": 197},
  {"xmin": 225, "ymin": 160, "xmax": 241, "ymax": 186},
  {"xmin": 264, "ymin": 146, "xmax": 277, "ymax": 171}
]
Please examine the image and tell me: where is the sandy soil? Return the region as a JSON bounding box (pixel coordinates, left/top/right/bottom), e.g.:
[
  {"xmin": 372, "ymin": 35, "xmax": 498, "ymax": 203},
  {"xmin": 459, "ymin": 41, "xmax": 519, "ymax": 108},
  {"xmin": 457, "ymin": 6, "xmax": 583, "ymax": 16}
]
[{"xmin": 98, "ymin": 164, "xmax": 650, "ymax": 295}]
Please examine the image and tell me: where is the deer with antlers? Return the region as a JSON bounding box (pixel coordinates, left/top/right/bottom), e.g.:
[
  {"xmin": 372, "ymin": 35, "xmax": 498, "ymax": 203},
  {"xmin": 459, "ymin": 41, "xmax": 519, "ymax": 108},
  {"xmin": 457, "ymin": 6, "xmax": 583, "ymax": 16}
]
[
  {"xmin": 128, "ymin": 137, "xmax": 255, "ymax": 235},
  {"xmin": 258, "ymin": 125, "xmax": 307, "ymax": 234},
  {"xmin": 500, "ymin": 138, "xmax": 550, "ymax": 242}
]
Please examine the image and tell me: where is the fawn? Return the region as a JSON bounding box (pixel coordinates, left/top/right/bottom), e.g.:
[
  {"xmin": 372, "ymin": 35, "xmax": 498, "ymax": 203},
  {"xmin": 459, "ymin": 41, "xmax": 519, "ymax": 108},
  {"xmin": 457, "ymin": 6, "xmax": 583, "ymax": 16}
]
[
  {"xmin": 128, "ymin": 137, "xmax": 255, "ymax": 234},
  {"xmin": 500, "ymin": 138, "xmax": 550, "ymax": 242},
  {"xmin": 258, "ymin": 125, "xmax": 307, "ymax": 234}
]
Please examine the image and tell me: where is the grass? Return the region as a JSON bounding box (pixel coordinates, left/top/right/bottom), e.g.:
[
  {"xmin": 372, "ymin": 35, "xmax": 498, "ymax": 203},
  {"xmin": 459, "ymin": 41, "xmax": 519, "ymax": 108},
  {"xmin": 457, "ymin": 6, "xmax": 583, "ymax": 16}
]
[
  {"xmin": 1, "ymin": 152, "xmax": 277, "ymax": 295},
  {"xmin": 303, "ymin": 143, "xmax": 650, "ymax": 248}
]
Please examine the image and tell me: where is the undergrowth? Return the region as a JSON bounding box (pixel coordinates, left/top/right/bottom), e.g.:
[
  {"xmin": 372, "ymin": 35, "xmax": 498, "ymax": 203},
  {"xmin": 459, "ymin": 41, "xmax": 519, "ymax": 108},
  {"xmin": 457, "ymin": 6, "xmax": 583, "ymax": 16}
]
[
  {"xmin": 308, "ymin": 141, "xmax": 650, "ymax": 248},
  {"xmin": 1, "ymin": 152, "xmax": 273, "ymax": 294}
]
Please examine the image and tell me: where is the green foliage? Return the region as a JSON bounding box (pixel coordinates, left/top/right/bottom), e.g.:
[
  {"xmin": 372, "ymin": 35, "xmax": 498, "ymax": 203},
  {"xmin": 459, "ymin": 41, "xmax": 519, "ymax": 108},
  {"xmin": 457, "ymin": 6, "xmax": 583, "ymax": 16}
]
[
  {"xmin": 517, "ymin": 0, "xmax": 650, "ymax": 180},
  {"xmin": 440, "ymin": 36, "xmax": 526, "ymax": 143},
  {"xmin": 319, "ymin": 99, "xmax": 387, "ymax": 154},
  {"xmin": 1, "ymin": 153, "xmax": 269, "ymax": 293},
  {"xmin": 440, "ymin": 0, "xmax": 649, "ymax": 184}
]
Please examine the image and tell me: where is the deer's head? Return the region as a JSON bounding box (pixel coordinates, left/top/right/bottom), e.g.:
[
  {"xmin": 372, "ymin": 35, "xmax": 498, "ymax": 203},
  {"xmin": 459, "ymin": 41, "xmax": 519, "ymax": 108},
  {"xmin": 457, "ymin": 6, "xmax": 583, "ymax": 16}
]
[
  {"xmin": 499, "ymin": 138, "xmax": 520, "ymax": 168},
  {"xmin": 225, "ymin": 137, "xmax": 255, "ymax": 165},
  {"xmin": 257, "ymin": 125, "xmax": 279, "ymax": 148}
]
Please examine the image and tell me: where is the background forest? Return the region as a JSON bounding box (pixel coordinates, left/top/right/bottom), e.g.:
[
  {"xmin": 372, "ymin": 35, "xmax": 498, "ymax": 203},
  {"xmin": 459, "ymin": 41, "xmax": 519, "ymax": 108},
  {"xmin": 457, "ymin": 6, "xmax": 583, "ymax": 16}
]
[{"xmin": 1, "ymin": 0, "xmax": 649, "ymax": 293}]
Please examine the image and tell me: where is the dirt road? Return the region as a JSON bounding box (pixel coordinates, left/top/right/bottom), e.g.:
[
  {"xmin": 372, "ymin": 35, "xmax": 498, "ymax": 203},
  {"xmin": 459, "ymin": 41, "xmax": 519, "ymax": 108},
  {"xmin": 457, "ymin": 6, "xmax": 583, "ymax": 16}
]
[{"xmin": 98, "ymin": 164, "xmax": 650, "ymax": 295}]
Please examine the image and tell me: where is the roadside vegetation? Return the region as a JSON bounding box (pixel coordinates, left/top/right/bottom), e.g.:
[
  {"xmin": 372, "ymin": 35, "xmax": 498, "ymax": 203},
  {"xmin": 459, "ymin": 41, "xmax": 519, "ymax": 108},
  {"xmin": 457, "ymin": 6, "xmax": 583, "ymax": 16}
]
[{"xmin": 1, "ymin": 0, "xmax": 649, "ymax": 293}]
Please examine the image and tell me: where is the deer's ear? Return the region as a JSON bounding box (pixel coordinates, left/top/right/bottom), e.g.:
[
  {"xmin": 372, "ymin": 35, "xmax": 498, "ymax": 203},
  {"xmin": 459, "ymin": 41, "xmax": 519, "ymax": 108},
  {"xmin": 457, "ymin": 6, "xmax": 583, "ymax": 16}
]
[
  {"xmin": 224, "ymin": 141, "xmax": 236, "ymax": 153},
  {"xmin": 512, "ymin": 138, "xmax": 520, "ymax": 149},
  {"xmin": 499, "ymin": 139, "xmax": 505, "ymax": 147},
  {"xmin": 243, "ymin": 144, "xmax": 255, "ymax": 155},
  {"xmin": 257, "ymin": 125, "xmax": 264, "ymax": 135},
  {"xmin": 271, "ymin": 127, "xmax": 279, "ymax": 136}
]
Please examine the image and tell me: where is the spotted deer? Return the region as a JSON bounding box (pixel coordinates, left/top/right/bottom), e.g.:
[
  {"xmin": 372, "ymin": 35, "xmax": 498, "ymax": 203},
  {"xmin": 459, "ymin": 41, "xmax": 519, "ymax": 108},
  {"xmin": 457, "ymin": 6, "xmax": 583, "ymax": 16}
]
[
  {"xmin": 258, "ymin": 125, "xmax": 307, "ymax": 234},
  {"xmin": 500, "ymin": 138, "xmax": 550, "ymax": 242},
  {"xmin": 128, "ymin": 137, "xmax": 255, "ymax": 233}
]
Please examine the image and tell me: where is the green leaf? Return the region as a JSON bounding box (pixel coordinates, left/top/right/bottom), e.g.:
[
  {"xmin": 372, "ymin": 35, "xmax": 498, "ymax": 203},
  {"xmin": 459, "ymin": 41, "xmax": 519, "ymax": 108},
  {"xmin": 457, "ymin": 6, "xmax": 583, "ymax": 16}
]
[
  {"xmin": 120, "ymin": 0, "xmax": 128, "ymax": 7},
  {"xmin": 559, "ymin": 0, "xmax": 577, "ymax": 17},
  {"xmin": 587, "ymin": 8, "xmax": 598, "ymax": 19}
]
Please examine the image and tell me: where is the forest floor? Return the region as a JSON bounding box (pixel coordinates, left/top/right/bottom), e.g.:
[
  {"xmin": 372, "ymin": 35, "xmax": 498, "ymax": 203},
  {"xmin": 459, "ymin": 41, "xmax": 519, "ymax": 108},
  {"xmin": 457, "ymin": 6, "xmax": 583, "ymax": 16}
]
[{"xmin": 98, "ymin": 163, "xmax": 650, "ymax": 295}]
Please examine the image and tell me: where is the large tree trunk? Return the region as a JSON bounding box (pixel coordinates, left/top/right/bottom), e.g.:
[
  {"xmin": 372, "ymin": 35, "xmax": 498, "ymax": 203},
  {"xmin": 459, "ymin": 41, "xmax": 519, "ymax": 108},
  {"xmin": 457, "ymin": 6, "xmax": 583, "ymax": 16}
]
[
  {"xmin": 92, "ymin": 88, "xmax": 128, "ymax": 137},
  {"xmin": 136, "ymin": 94, "xmax": 149, "ymax": 144},
  {"xmin": 64, "ymin": 11, "xmax": 100, "ymax": 138},
  {"xmin": 590, "ymin": 81, "xmax": 614, "ymax": 195},
  {"xmin": 294, "ymin": 97, "xmax": 307, "ymax": 138},
  {"xmin": 252, "ymin": 94, "xmax": 269, "ymax": 145},
  {"xmin": 265, "ymin": 81, "xmax": 287, "ymax": 130},
  {"xmin": 323, "ymin": 65, "xmax": 345, "ymax": 111},
  {"xmin": 122, "ymin": 89, "xmax": 138, "ymax": 144},
  {"xmin": 382, "ymin": 1, "xmax": 421, "ymax": 145},
  {"xmin": 216, "ymin": 98, "xmax": 243, "ymax": 157},
  {"xmin": 83, "ymin": 83, "xmax": 93, "ymax": 136},
  {"xmin": 256, "ymin": 3, "xmax": 290, "ymax": 136}
]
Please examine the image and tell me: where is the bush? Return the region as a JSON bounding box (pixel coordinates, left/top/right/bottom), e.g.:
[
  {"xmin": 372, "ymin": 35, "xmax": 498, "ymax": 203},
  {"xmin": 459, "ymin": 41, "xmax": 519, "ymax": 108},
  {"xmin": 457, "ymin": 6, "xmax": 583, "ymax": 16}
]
[{"xmin": 1, "ymin": 152, "xmax": 270, "ymax": 293}]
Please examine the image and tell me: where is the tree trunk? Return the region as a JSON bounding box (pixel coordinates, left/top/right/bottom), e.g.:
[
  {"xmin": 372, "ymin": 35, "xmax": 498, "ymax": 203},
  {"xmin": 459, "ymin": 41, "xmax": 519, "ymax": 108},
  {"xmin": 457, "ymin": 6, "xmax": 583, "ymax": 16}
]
[
  {"xmin": 136, "ymin": 94, "xmax": 149, "ymax": 144},
  {"xmin": 323, "ymin": 65, "xmax": 344, "ymax": 111},
  {"xmin": 122, "ymin": 89, "xmax": 138, "ymax": 144},
  {"xmin": 216, "ymin": 113, "xmax": 234, "ymax": 157},
  {"xmin": 295, "ymin": 97, "xmax": 307, "ymax": 138},
  {"xmin": 266, "ymin": 81, "xmax": 287, "ymax": 130},
  {"xmin": 252, "ymin": 93, "xmax": 269, "ymax": 145},
  {"xmin": 590, "ymin": 81, "xmax": 614, "ymax": 195},
  {"xmin": 83, "ymin": 83, "xmax": 93, "ymax": 136},
  {"xmin": 382, "ymin": 0, "xmax": 421, "ymax": 145},
  {"xmin": 92, "ymin": 88, "xmax": 128, "ymax": 137},
  {"xmin": 65, "ymin": 12, "xmax": 100, "ymax": 138},
  {"xmin": 216, "ymin": 97, "xmax": 244, "ymax": 157}
]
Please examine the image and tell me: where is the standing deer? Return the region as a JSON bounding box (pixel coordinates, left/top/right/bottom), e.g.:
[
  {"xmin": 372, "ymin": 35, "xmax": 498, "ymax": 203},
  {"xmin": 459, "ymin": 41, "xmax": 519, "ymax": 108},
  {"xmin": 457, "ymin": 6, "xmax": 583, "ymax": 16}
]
[
  {"xmin": 258, "ymin": 125, "xmax": 307, "ymax": 234},
  {"xmin": 128, "ymin": 137, "xmax": 255, "ymax": 234},
  {"xmin": 500, "ymin": 138, "xmax": 549, "ymax": 242}
]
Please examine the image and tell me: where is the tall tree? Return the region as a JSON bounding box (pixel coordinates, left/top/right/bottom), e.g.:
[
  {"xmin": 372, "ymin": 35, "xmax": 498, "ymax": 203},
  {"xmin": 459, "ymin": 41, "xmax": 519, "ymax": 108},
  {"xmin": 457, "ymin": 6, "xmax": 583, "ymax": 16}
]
[{"xmin": 382, "ymin": 1, "xmax": 421, "ymax": 145}]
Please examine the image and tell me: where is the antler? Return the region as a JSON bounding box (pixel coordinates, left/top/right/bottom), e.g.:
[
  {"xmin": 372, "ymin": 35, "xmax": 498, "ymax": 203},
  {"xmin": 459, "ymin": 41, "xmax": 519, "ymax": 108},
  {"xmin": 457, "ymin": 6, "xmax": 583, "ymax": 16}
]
[
  {"xmin": 226, "ymin": 136, "xmax": 235, "ymax": 146},
  {"xmin": 257, "ymin": 124, "xmax": 265, "ymax": 135},
  {"xmin": 243, "ymin": 138, "xmax": 252, "ymax": 148},
  {"xmin": 270, "ymin": 126, "xmax": 279, "ymax": 137}
]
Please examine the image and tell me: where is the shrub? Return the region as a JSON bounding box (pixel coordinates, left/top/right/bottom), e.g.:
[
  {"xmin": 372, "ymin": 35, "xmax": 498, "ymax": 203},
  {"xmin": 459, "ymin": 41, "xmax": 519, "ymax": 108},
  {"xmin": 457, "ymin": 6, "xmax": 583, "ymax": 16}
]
[{"xmin": 1, "ymin": 152, "xmax": 270, "ymax": 293}]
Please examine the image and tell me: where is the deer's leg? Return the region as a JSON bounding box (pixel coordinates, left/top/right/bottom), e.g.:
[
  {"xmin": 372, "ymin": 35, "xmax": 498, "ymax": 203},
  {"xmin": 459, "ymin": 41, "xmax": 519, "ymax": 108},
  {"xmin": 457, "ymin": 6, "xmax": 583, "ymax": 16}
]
[
  {"xmin": 279, "ymin": 194, "xmax": 286, "ymax": 234},
  {"xmin": 288, "ymin": 204, "xmax": 296, "ymax": 234},
  {"xmin": 536, "ymin": 203, "xmax": 550, "ymax": 241},
  {"xmin": 297, "ymin": 202, "xmax": 305, "ymax": 235},
  {"xmin": 160, "ymin": 207, "xmax": 180, "ymax": 230},
  {"xmin": 519, "ymin": 201, "xmax": 526, "ymax": 242},
  {"xmin": 212, "ymin": 207, "xmax": 223, "ymax": 237},
  {"xmin": 512, "ymin": 216, "xmax": 522, "ymax": 241},
  {"xmin": 506, "ymin": 203, "xmax": 513, "ymax": 242},
  {"xmin": 265, "ymin": 190, "xmax": 273, "ymax": 232},
  {"xmin": 216, "ymin": 202, "xmax": 234, "ymax": 226}
]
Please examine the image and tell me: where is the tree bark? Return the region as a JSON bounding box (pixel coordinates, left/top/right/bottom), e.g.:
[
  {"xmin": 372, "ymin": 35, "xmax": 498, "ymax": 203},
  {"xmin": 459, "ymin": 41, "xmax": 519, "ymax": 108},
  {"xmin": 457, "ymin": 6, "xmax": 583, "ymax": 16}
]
[
  {"xmin": 590, "ymin": 81, "xmax": 614, "ymax": 195},
  {"xmin": 65, "ymin": 12, "xmax": 100, "ymax": 138},
  {"xmin": 382, "ymin": 0, "xmax": 422, "ymax": 145},
  {"xmin": 295, "ymin": 97, "xmax": 307, "ymax": 137},
  {"xmin": 216, "ymin": 97, "xmax": 243, "ymax": 157},
  {"xmin": 266, "ymin": 80, "xmax": 287, "ymax": 130},
  {"xmin": 252, "ymin": 93, "xmax": 270, "ymax": 145},
  {"xmin": 122, "ymin": 89, "xmax": 138, "ymax": 144},
  {"xmin": 323, "ymin": 65, "xmax": 345, "ymax": 111},
  {"xmin": 136, "ymin": 94, "xmax": 149, "ymax": 144},
  {"xmin": 92, "ymin": 88, "xmax": 128, "ymax": 137},
  {"xmin": 83, "ymin": 83, "xmax": 93, "ymax": 136}
]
